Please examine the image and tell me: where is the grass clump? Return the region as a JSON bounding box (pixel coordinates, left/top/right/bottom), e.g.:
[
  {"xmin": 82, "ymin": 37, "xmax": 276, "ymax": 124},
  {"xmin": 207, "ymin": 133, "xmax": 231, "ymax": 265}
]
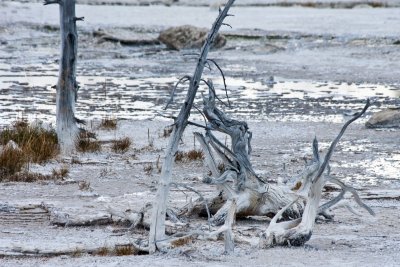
[
  {"xmin": 175, "ymin": 149, "xmax": 204, "ymax": 162},
  {"xmin": 115, "ymin": 244, "xmax": 137, "ymax": 256},
  {"xmin": 0, "ymin": 146, "xmax": 26, "ymax": 178},
  {"xmin": 4, "ymin": 172, "xmax": 53, "ymax": 183},
  {"xmin": 52, "ymin": 166, "xmax": 69, "ymax": 179},
  {"xmin": 111, "ymin": 137, "xmax": 131, "ymax": 153},
  {"xmin": 0, "ymin": 120, "xmax": 58, "ymax": 163},
  {"xmin": 77, "ymin": 138, "xmax": 101, "ymax": 153},
  {"xmin": 100, "ymin": 117, "xmax": 117, "ymax": 130}
]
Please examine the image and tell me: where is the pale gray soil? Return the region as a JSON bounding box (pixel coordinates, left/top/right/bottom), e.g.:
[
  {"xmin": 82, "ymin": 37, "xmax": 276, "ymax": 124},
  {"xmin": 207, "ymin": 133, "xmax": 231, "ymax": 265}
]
[
  {"xmin": 0, "ymin": 0, "xmax": 399, "ymax": 266},
  {"xmin": 1, "ymin": 120, "xmax": 400, "ymax": 266}
]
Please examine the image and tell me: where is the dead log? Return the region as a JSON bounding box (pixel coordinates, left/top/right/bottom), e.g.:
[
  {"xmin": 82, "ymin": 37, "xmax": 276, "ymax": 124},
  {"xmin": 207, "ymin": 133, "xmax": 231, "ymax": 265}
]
[
  {"xmin": 181, "ymin": 85, "xmax": 302, "ymax": 225},
  {"xmin": 149, "ymin": 0, "xmax": 236, "ymax": 253},
  {"xmin": 44, "ymin": 0, "xmax": 82, "ymax": 154}
]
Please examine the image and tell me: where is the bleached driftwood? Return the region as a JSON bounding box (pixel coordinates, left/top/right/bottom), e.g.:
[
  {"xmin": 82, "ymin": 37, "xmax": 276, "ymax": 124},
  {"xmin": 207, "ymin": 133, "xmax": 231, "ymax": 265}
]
[
  {"xmin": 259, "ymin": 100, "xmax": 371, "ymax": 248},
  {"xmin": 149, "ymin": 0, "xmax": 236, "ymax": 253},
  {"xmin": 44, "ymin": 0, "xmax": 83, "ymax": 154},
  {"xmin": 188, "ymin": 83, "xmax": 302, "ymax": 227}
]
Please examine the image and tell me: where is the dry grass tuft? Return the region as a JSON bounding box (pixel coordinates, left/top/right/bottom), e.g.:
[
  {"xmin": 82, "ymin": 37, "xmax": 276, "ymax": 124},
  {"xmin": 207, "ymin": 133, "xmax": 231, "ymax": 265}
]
[
  {"xmin": 3, "ymin": 172, "xmax": 55, "ymax": 183},
  {"xmin": 52, "ymin": 166, "xmax": 69, "ymax": 179},
  {"xmin": 171, "ymin": 235, "xmax": 193, "ymax": 247},
  {"xmin": 174, "ymin": 151, "xmax": 184, "ymax": 162},
  {"xmin": 175, "ymin": 149, "xmax": 204, "ymax": 162},
  {"xmin": 100, "ymin": 117, "xmax": 117, "ymax": 130},
  {"xmin": 186, "ymin": 149, "xmax": 204, "ymax": 161},
  {"xmin": 77, "ymin": 138, "xmax": 101, "ymax": 153},
  {"xmin": 0, "ymin": 147, "xmax": 26, "ymax": 178},
  {"xmin": 0, "ymin": 120, "xmax": 58, "ymax": 163},
  {"xmin": 71, "ymin": 247, "xmax": 83, "ymax": 257},
  {"xmin": 111, "ymin": 137, "xmax": 131, "ymax": 153},
  {"xmin": 95, "ymin": 246, "xmax": 109, "ymax": 256},
  {"xmin": 115, "ymin": 244, "xmax": 137, "ymax": 256},
  {"xmin": 162, "ymin": 125, "xmax": 173, "ymax": 138}
]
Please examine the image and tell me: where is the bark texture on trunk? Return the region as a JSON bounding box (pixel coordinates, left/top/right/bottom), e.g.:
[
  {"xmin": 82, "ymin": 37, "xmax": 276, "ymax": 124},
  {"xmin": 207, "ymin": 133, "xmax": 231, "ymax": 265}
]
[
  {"xmin": 45, "ymin": 0, "xmax": 80, "ymax": 154},
  {"xmin": 149, "ymin": 0, "xmax": 236, "ymax": 253}
]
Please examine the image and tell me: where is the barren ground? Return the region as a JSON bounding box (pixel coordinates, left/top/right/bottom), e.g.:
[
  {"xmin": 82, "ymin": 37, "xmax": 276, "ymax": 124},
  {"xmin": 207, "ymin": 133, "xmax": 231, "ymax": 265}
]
[{"xmin": 0, "ymin": 1, "xmax": 399, "ymax": 266}]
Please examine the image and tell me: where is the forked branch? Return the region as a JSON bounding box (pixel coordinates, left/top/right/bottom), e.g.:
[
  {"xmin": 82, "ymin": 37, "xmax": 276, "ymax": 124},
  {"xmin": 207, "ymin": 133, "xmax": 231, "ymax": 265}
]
[
  {"xmin": 260, "ymin": 100, "xmax": 372, "ymax": 248},
  {"xmin": 149, "ymin": 0, "xmax": 236, "ymax": 253}
]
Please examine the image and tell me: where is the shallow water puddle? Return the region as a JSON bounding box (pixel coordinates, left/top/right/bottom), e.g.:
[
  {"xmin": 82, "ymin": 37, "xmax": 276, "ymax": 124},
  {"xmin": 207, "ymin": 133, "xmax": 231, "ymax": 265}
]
[{"xmin": 0, "ymin": 74, "xmax": 399, "ymax": 125}]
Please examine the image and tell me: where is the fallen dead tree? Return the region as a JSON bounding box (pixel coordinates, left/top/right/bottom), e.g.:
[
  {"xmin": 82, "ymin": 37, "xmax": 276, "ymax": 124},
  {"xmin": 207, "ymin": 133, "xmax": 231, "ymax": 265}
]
[{"xmin": 149, "ymin": 0, "xmax": 374, "ymax": 254}]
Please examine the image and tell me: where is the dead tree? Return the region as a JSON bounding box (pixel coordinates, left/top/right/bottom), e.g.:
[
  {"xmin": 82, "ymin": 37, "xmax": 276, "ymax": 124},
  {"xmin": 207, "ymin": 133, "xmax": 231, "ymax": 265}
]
[
  {"xmin": 44, "ymin": 0, "xmax": 83, "ymax": 154},
  {"xmin": 149, "ymin": 0, "xmax": 373, "ymax": 254},
  {"xmin": 188, "ymin": 91, "xmax": 372, "ymax": 251},
  {"xmin": 259, "ymin": 101, "xmax": 373, "ymax": 247},
  {"xmin": 188, "ymin": 83, "xmax": 302, "ymax": 230},
  {"xmin": 149, "ymin": 0, "xmax": 236, "ymax": 253}
]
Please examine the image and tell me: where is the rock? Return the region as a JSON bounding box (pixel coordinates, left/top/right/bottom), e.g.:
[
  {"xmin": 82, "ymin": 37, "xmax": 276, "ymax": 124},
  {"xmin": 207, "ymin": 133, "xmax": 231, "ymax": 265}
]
[
  {"xmin": 365, "ymin": 108, "xmax": 400, "ymax": 128},
  {"xmin": 158, "ymin": 25, "xmax": 226, "ymax": 50}
]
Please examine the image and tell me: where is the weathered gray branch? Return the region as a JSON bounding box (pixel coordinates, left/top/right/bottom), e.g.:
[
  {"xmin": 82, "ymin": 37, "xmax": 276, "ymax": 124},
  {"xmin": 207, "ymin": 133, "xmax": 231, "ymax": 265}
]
[
  {"xmin": 260, "ymin": 100, "xmax": 371, "ymax": 248},
  {"xmin": 45, "ymin": 0, "xmax": 81, "ymax": 154},
  {"xmin": 149, "ymin": 0, "xmax": 236, "ymax": 253},
  {"xmin": 43, "ymin": 0, "xmax": 60, "ymax": 5}
]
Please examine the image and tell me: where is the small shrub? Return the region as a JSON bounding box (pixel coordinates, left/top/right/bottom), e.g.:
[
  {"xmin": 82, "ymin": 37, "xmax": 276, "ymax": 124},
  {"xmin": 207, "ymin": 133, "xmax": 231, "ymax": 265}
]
[
  {"xmin": 100, "ymin": 117, "xmax": 117, "ymax": 130},
  {"xmin": 52, "ymin": 166, "xmax": 69, "ymax": 179},
  {"xmin": 115, "ymin": 244, "xmax": 137, "ymax": 256},
  {"xmin": 79, "ymin": 130, "xmax": 97, "ymax": 139},
  {"xmin": 95, "ymin": 246, "xmax": 109, "ymax": 256},
  {"xmin": 0, "ymin": 120, "xmax": 58, "ymax": 163},
  {"xmin": 4, "ymin": 172, "xmax": 54, "ymax": 183},
  {"xmin": 175, "ymin": 149, "xmax": 204, "ymax": 162},
  {"xmin": 174, "ymin": 151, "xmax": 185, "ymax": 162},
  {"xmin": 111, "ymin": 137, "xmax": 131, "ymax": 153},
  {"xmin": 77, "ymin": 138, "xmax": 101, "ymax": 153},
  {"xmin": 0, "ymin": 147, "xmax": 26, "ymax": 179},
  {"xmin": 186, "ymin": 149, "xmax": 204, "ymax": 161}
]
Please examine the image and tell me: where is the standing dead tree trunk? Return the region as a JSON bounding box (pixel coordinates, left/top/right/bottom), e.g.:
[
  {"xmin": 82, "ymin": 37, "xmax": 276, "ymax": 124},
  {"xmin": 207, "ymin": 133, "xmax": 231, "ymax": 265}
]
[
  {"xmin": 44, "ymin": 0, "xmax": 83, "ymax": 154},
  {"xmin": 149, "ymin": 0, "xmax": 236, "ymax": 253}
]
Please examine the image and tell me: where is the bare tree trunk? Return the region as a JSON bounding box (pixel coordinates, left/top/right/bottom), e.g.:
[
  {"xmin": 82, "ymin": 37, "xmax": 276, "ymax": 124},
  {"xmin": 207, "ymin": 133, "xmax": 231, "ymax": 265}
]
[
  {"xmin": 149, "ymin": 0, "xmax": 236, "ymax": 253},
  {"xmin": 45, "ymin": 0, "xmax": 82, "ymax": 154}
]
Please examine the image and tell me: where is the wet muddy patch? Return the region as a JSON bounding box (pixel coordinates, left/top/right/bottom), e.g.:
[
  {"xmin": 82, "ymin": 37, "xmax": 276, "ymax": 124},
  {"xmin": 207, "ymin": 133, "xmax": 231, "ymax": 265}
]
[{"xmin": 0, "ymin": 74, "xmax": 399, "ymax": 126}]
